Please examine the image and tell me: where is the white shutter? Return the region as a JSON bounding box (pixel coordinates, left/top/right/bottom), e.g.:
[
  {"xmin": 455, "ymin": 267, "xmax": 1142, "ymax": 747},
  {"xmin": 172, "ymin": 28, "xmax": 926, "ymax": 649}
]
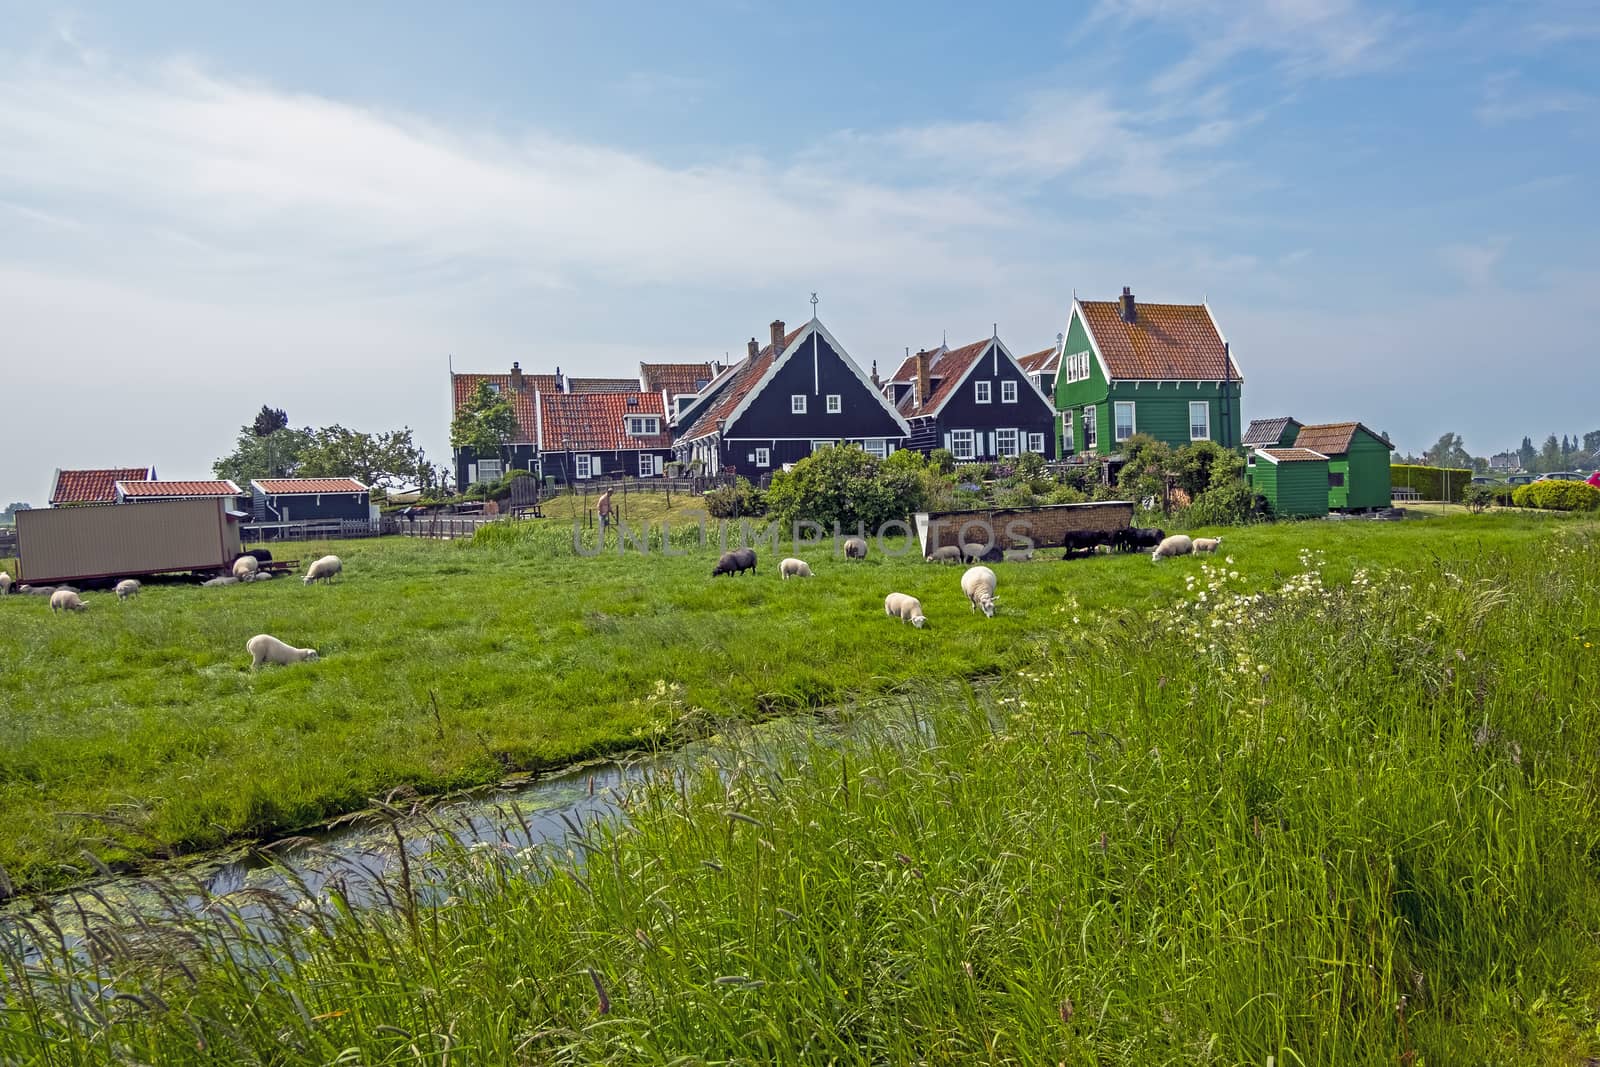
[
  {"xmin": 654, "ymin": 455, "xmax": 664, "ymax": 475},
  {"xmin": 943, "ymin": 433, "xmax": 952, "ymax": 450},
  {"xmin": 987, "ymin": 432, "xmax": 995, "ymax": 457},
  {"xmin": 592, "ymin": 455, "xmax": 603, "ymax": 476}
]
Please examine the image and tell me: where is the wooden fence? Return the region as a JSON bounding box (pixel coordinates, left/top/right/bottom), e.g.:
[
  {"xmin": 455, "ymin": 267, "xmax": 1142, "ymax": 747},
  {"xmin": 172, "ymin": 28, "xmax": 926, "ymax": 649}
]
[
  {"xmin": 242, "ymin": 519, "xmax": 380, "ymax": 542},
  {"xmin": 391, "ymin": 514, "xmax": 498, "ymax": 540}
]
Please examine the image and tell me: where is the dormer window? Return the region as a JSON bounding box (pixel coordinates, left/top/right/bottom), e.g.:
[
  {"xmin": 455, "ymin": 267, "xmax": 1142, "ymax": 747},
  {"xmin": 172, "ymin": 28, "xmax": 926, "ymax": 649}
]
[
  {"xmin": 486, "ymin": 382, "xmax": 502, "ymax": 394},
  {"xmin": 626, "ymin": 416, "xmax": 660, "ymax": 435},
  {"xmin": 626, "ymin": 395, "xmax": 639, "ymax": 408}
]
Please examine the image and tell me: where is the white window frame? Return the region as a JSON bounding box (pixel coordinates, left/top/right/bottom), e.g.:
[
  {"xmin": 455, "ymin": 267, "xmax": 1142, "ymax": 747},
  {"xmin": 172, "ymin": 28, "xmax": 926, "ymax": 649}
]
[
  {"xmin": 996, "ymin": 428, "xmax": 1020, "ymax": 458},
  {"xmin": 811, "ymin": 439, "xmax": 832, "ymax": 453},
  {"xmin": 826, "ymin": 394, "xmax": 842, "ymax": 414},
  {"xmin": 791, "ymin": 394, "xmax": 807, "ymax": 414},
  {"xmin": 1064, "ymin": 350, "xmax": 1092, "ymax": 383},
  {"xmin": 863, "ymin": 438, "xmax": 887, "ymax": 459},
  {"xmin": 950, "ymin": 429, "xmax": 976, "ymax": 460},
  {"xmin": 574, "ymin": 454, "xmax": 592, "ymax": 479},
  {"xmin": 754, "ymin": 447, "xmax": 771, "ymax": 467},
  {"xmin": 1028, "ymin": 432, "xmax": 1045, "ymax": 453},
  {"xmin": 638, "ymin": 452, "xmax": 655, "ymax": 476},
  {"xmin": 486, "ymin": 381, "xmax": 502, "ymax": 394},
  {"xmin": 1061, "ymin": 410, "xmax": 1073, "ymax": 454},
  {"xmin": 1001, "ymin": 380, "xmax": 1018, "ymax": 403},
  {"xmin": 476, "ymin": 458, "xmax": 502, "ymax": 483},
  {"xmin": 1083, "ymin": 406, "xmax": 1098, "ymax": 451},
  {"xmin": 1114, "ymin": 401, "xmax": 1136, "ymax": 443},
  {"xmin": 974, "ymin": 381, "xmax": 992, "ymax": 404},
  {"xmin": 1189, "ymin": 401, "xmax": 1211, "ymax": 441}
]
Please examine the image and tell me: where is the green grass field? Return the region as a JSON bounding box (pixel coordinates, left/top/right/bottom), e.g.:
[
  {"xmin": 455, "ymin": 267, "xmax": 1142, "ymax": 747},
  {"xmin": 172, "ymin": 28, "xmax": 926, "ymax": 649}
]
[{"xmin": 0, "ymin": 511, "xmax": 1585, "ymax": 898}]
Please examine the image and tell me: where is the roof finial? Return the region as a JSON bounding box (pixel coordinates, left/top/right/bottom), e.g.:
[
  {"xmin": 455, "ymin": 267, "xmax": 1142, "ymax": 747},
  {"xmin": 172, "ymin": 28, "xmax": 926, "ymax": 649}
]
[
  {"xmin": 810, "ymin": 291, "xmax": 819, "ymax": 319},
  {"xmin": 941, "ymin": 328, "xmax": 947, "ymax": 347},
  {"xmin": 992, "ymin": 322, "xmax": 998, "ymax": 338}
]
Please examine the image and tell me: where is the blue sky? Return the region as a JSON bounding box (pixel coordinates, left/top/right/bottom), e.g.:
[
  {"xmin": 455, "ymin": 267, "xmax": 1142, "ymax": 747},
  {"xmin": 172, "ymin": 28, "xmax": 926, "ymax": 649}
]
[{"xmin": 2, "ymin": 0, "xmax": 1597, "ymax": 503}]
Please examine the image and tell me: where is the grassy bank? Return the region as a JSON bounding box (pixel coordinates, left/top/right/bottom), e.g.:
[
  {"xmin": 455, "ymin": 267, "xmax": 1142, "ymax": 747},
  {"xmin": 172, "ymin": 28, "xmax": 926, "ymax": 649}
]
[
  {"xmin": 3, "ymin": 519, "xmax": 1598, "ymax": 1062},
  {"xmin": 0, "ymin": 512, "xmax": 1583, "ymax": 894}
]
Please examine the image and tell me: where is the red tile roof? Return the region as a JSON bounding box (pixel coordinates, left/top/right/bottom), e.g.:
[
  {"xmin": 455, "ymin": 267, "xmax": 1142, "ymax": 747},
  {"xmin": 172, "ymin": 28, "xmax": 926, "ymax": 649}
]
[
  {"xmin": 539, "ymin": 391, "xmax": 671, "ymax": 452},
  {"xmin": 254, "ymin": 478, "xmax": 369, "ymax": 494},
  {"xmin": 894, "ymin": 340, "xmax": 991, "ymax": 416},
  {"xmin": 51, "ymin": 467, "xmax": 155, "ymax": 505},
  {"xmin": 680, "ymin": 326, "xmax": 806, "ymax": 441},
  {"xmin": 117, "ymin": 480, "xmax": 241, "ymax": 498},
  {"xmin": 885, "ymin": 344, "xmax": 944, "ymax": 384},
  {"xmin": 640, "ymin": 361, "xmax": 715, "ymax": 395},
  {"xmin": 1078, "ymin": 299, "xmax": 1240, "ymax": 381},
  {"xmin": 1017, "ymin": 346, "xmax": 1060, "ymax": 375},
  {"xmin": 566, "ymin": 377, "xmax": 640, "ymax": 394},
  {"xmin": 451, "ymin": 373, "xmax": 551, "ymax": 441},
  {"xmin": 1290, "ymin": 422, "xmax": 1393, "ymax": 456},
  {"xmin": 1257, "ymin": 447, "xmax": 1328, "ymax": 463}
]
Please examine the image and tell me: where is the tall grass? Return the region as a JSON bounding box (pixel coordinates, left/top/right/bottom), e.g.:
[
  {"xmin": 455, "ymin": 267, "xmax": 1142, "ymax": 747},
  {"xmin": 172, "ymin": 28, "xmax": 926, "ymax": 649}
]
[{"xmin": 3, "ymin": 523, "xmax": 1597, "ymax": 1062}]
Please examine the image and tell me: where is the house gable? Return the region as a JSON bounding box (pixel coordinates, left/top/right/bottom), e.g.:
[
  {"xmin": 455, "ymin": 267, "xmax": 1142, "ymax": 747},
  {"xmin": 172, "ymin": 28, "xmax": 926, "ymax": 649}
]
[{"xmin": 723, "ymin": 320, "xmax": 909, "ymax": 441}]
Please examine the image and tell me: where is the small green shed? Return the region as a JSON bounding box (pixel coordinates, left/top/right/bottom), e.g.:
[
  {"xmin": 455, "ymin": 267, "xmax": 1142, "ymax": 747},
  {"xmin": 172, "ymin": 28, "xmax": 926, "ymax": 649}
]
[
  {"xmin": 1243, "ymin": 416, "xmax": 1302, "ymax": 450},
  {"xmin": 1289, "ymin": 422, "xmax": 1395, "ymax": 510},
  {"xmin": 1248, "ymin": 447, "xmax": 1331, "ymax": 517}
]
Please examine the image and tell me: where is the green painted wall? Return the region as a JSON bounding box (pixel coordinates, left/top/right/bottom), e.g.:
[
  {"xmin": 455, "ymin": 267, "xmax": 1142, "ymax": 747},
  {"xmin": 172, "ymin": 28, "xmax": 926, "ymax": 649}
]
[
  {"xmin": 1343, "ymin": 433, "xmax": 1393, "ymax": 509},
  {"xmin": 1249, "ymin": 455, "xmax": 1329, "ymax": 517}
]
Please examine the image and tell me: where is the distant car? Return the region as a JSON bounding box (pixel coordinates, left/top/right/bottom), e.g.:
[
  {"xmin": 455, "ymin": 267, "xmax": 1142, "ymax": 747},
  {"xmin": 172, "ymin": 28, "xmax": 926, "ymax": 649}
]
[
  {"xmin": 1507, "ymin": 473, "xmax": 1535, "ymax": 485},
  {"xmin": 1588, "ymin": 471, "xmax": 1600, "ymax": 489},
  {"xmin": 1534, "ymin": 471, "xmax": 1587, "ymax": 482},
  {"xmin": 1469, "ymin": 476, "xmax": 1496, "ymax": 486}
]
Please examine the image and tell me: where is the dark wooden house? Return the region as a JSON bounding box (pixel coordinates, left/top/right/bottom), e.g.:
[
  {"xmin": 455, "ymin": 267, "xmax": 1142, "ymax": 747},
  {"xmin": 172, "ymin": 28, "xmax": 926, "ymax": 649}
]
[
  {"xmin": 450, "ymin": 362, "xmax": 552, "ymax": 488},
  {"xmin": 250, "ymin": 478, "xmax": 374, "ymax": 524},
  {"xmin": 882, "ymin": 335, "xmax": 1058, "ymax": 461},
  {"xmin": 536, "ymin": 390, "xmax": 675, "ymax": 484}
]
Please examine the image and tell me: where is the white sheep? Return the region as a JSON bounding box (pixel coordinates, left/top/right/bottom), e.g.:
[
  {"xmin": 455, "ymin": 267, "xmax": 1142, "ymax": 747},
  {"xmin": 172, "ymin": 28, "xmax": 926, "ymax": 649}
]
[
  {"xmin": 1002, "ymin": 547, "xmax": 1034, "ymax": 563},
  {"xmin": 1192, "ymin": 536, "xmax": 1223, "ymax": 554},
  {"xmin": 303, "ymin": 555, "xmax": 343, "ymax": 584},
  {"xmin": 115, "ymin": 579, "xmax": 141, "ymax": 600},
  {"xmin": 50, "ymin": 589, "xmax": 87, "ymax": 613},
  {"xmin": 247, "ymin": 633, "xmax": 320, "ymax": 669},
  {"xmin": 961, "ymin": 566, "xmax": 998, "ymax": 618},
  {"xmin": 202, "ymin": 576, "xmax": 239, "ymax": 587},
  {"xmin": 233, "ymin": 556, "xmax": 260, "ymax": 580},
  {"xmin": 18, "ymin": 585, "xmax": 54, "ymax": 596},
  {"xmin": 843, "ymin": 537, "xmax": 868, "ymax": 559},
  {"xmin": 1151, "ymin": 534, "xmax": 1195, "ymax": 562},
  {"xmin": 884, "ymin": 592, "xmax": 926, "ymax": 628},
  {"xmin": 0, "ymin": 573, "xmax": 11, "ymax": 595},
  {"xmin": 779, "ymin": 557, "xmax": 813, "ymax": 580}
]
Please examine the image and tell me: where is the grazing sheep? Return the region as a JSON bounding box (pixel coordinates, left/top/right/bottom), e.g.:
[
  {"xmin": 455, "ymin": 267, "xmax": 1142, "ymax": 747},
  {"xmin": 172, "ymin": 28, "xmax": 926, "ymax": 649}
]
[
  {"xmin": 779, "ymin": 557, "xmax": 812, "ymax": 580},
  {"xmin": 246, "ymin": 633, "xmax": 319, "ymax": 669},
  {"xmin": 0, "ymin": 573, "xmax": 10, "ymax": 596},
  {"xmin": 1002, "ymin": 547, "xmax": 1034, "ymax": 563},
  {"xmin": 253, "ymin": 571, "xmax": 276, "ymax": 581},
  {"xmin": 884, "ymin": 592, "xmax": 927, "ymax": 628},
  {"xmin": 961, "ymin": 542, "xmax": 992, "ymax": 564},
  {"xmin": 843, "ymin": 537, "xmax": 868, "ymax": 559},
  {"xmin": 233, "ymin": 556, "xmax": 260, "ymax": 580},
  {"xmin": 303, "ymin": 555, "xmax": 343, "ymax": 585},
  {"xmin": 115, "ymin": 579, "xmax": 141, "ymax": 600},
  {"xmin": 50, "ymin": 589, "xmax": 86, "ymax": 613},
  {"xmin": 1151, "ymin": 534, "xmax": 1195, "ymax": 562},
  {"xmin": 711, "ymin": 548, "xmax": 757, "ymax": 577},
  {"xmin": 18, "ymin": 585, "xmax": 54, "ymax": 596},
  {"xmin": 202, "ymin": 576, "xmax": 239, "ymax": 587},
  {"xmin": 1192, "ymin": 536, "xmax": 1223, "ymax": 554},
  {"xmin": 961, "ymin": 565, "xmax": 998, "ymax": 618},
  {"xmin": 925, "ymin": 545, "xmax": 962, "ymax": 564}
]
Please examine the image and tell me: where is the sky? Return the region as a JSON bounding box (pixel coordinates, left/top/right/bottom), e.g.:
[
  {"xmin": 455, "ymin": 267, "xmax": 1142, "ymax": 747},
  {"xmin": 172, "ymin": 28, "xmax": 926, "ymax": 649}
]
[{"xmin": 1, "ymin": 0, "xmax": 1597, "ymax": 503}]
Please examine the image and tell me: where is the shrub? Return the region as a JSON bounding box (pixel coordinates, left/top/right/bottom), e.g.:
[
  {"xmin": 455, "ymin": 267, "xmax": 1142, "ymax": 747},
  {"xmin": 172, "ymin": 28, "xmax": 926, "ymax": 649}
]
[
  {"xmin": 1059, "ymin": 464, "xmax": 1102, "ymax": 495},
  {"xmin": 883, "ymin": 448, "xmax": 926, "ymax": 474},
  {"xmin": 1175, "ymin": 439, "xmax": 1242, "ymax": 498},
  {"xmin": 1186, "ymin": 480, "xmax": 1271, "ymax": 527},
  {"xmin": 953, "ymin": 462, "xmax": 993, "ymax": 484},
  {"xmin": 1043, "ymin": 484, "xmax": 1088, "ymax": 505},
  {"xmin": 1511, "ymin": 480, "xmax": 1600, "ymax": 511},
  {"xmin": 704, "ymin": 477, "xmax": 766, "ymax": 519},
  {"xmin": 1391, "ymin": 464, "xmax": 1472, "ymax": 502},
  {"xmin": 764, "ymin": 445, "xmax": 922, "ymax": 531},
  {"xmin": 1462, "ymin": 484, "xmax": 1497, "ymax": 513},
  {"xmin": 926, "ymin": 448, "xmax": 956, "ymax": 474}
]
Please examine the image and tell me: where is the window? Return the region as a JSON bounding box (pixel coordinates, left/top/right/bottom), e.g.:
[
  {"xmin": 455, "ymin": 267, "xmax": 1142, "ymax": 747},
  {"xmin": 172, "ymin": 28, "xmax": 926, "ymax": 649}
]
[
  {"xmin": 1065, "ymin": 350, "xmax": 1092, "ymax": 383},
  {"xmin": 996, "ymin": 428, "xmax": 1019, "ymax": 457},
  {"xmin": 639, "ymin": 453, "xmax": 655, "ymax": 476},
  {"xmin": 476, "ymin": 459, "xmax": 502, "ymax": 483},
  {"xmin": 826, "ymin": 394, "xmax": 842, "ymax": 414},
  {"xmin": 950, "ymin": 429, "xmax": 976, "ymax": 460},
  {"xmin": 1083, "ymin": 406, "xmax": 1098, "ymax": 451},
  {"xmin": 626, "ymin": 416, "xmax": 660, "ymax": 435},
  {"xmin": 1001, "ymin": 380, "xmax": 1018, "ymax": 403},
  {"xmin": 1028, "ymin": 432, "xmax": 1045, "ymax": 453},
  {"xmin": 574, "ymin": 455, "xmax": 591, "ymax": 479},
  {"xmin": 1189, "ymin": 401, "xmax": 1211, "ymax": 441},
  {"xmin": 791, "ymin": 394, "xmax": 807, "ymax": 414},
  {"xmin": 1114, "ymin": 401, "xmax": 1136, "ymax": 442},
  {"xmin": 1061, "ymin": 410, "xmax": 1074, "ymax": 454},
  {"xmin": 486, "ymin": 382, "xmax": 502, "ymax": 394},
  {"xmin": 754, "ymin": 447, "xmax": 771, "ymax": 467},
  {"xmin": 863, "ymin": 439, "xmax": 887, "ymax": 459},
  {"xmin": 1329, "ymin": 471, "xmax": 1346, "ymax": 487},
  {"xmin": 975, "ymin": 381, "xmax": 992, "ymax": 404},
  {"xmin": 811, "ymin": 440, "xmax": 833, "ymax": 453}
]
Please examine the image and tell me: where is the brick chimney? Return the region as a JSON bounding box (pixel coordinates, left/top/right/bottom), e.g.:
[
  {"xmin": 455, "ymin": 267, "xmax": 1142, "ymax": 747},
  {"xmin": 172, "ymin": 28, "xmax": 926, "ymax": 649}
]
[
  {"xmin": 914, "ymin": 349, "xmax": 932, "ymax": 410},
  {"xmin": 770, "ymin": 319, "xmax": 786, "ymax": 352},
  {"xmin": 510, "ymin": 361, "xmax": 524, "ymax": 392},
  {"xmin": 747, "ymin": 338, "xmax": 759, "ymax": 360},
  {"xmin": 1119, "ymin": 286, "xmax": 1137, "ymax": 324},
  {"xmin": 555, "ymin": 365, "xmax": 566, "ymax": 392}
]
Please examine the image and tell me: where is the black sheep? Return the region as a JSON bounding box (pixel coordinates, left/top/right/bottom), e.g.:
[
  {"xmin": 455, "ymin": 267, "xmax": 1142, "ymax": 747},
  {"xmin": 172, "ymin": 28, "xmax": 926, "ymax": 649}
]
[{"xmin": 712, "ymin": 548, "xmax": 758, "ymax": 577}]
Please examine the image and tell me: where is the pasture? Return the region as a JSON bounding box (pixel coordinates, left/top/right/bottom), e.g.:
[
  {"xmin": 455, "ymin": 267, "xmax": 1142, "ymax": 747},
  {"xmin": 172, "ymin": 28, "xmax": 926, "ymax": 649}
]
[{"xmin": 0, "ymin": 510, "xmax": 1584, "ymax": 895}]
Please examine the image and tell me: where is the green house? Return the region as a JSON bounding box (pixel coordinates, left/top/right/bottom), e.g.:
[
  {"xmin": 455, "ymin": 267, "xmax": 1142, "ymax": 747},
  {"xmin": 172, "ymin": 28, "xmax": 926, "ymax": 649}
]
[
  {"xmin": 1247, "ymin": 447, "xmax": 1330, "ymax": 517},
  {"xmin": 1287, "ymin": 422, "xmax": 1395, "ymax": 510},
  {"xmin": 1054, "ymin": 288, "xmax": 1243, "ymax": 456}
]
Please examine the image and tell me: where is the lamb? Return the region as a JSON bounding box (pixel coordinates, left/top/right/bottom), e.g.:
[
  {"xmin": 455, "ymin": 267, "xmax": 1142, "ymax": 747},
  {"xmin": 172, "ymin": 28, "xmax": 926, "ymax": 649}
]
[
  {"xmin": 925, "ymin": 545, "xmax": 963, "ymax": 564},
  {"xmin": 779, "ymin": 557, "xmax": 813, "ymax": 580},
  {"xmin": 961, "ymin": 542, "xmax": 997, "ymax": 563},
  {"xmin": 202, "ymin": 576, "xmax": 239, "ymax": 587},
  {"xmin": 50, "ymin": 589, "xmax": 87, "ymax": 613},
  {"xmin": 843, "ymin": 537, "xmax": 868, "ymax": 559},
  {"xmin": 0, "ymin": 573, "xmax": 10, "ymax": 595},
  {"xmin": 961, "ymin": 565, "xmax": 998, "ymax": 618},
  {"xmin": 233, "ymin": 556, "xmax": 260, "ymax": 580},
  {"xmin": 884, "ymin": 592, "xmax": 927, "ymax": 628},
  {"xmin": 1002, "ymin": 547, "xmax": 1034, "ymax": 563},
  {"xmin": 18, "ymin": 585, "xmax": 54, "ymax": 596},
  {"xmin": 303, "ymin": 555, "xmax": 343, "ymax": 585},
  {"xmin": 246, "ymin": 633, "xmax": 320, "ymax": 669},
  {"xmin": 115, "ymin": 579, "xmax": 141, "ymax": 600},
  {"xmin": 711, "ymin": 548, "xmax": 757, "ymax": 577},
  {"xmin": 1192, "ymin": 536, "xmax": 1223, "ymax": 554},
  {"xmin": 1151, "ymin": 534, "xmax": 1195, "ymax": 561}
]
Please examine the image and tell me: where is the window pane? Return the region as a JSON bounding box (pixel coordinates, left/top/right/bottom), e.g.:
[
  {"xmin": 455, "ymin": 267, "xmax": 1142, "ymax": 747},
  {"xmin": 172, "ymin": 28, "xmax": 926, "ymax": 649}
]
[
  {"xmin": 791, "ymin": 395, "xmax": 806, "ymax": 413},
  {"xmin": 1190, "ymin": 402, "xmax": 1210, "ymax": 440},
  {"xmin": 1002, "ymin": 381, "xmax": 1017, "ymax": 402},
  {"xmin": 827, "ymin": 395, "xmax": 841, "ymax": 413},
  {"xmin": 1114, "ymin": 402, "xmax": 1135, "ymax": 441}
]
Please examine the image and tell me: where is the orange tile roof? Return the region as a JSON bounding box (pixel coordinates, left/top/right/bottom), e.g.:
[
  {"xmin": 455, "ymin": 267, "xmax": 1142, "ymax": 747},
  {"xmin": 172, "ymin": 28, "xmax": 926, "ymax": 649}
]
[
  {"xmin": 1078, "ymin": 299, "xmax": 1240, "ymax": 381},
  {"xmin": 51, "ymin": 467, "xmax": 156, "ymax": 505},
  {"xmin": 640, "ymin": 361, "xmax": 715, "ymax": 395},
  {"xmin": 539, "ymin": 391, "xmax": 671, "ymax": 452},
  {"xmin": 1017, "ymin": 346, "xmax": 1060, "ymax": 374},
  {"xmin": 451, "ymin": 373, "xmax": 551, "ymax": 441},
  {"xmin": 254, "ymin": 478, "xmax": 369, "ymax": 494},
  {"xmin": 680, "ymin": 326, "xmax": 806, "ymax": 441},
  {"xmin": 1257, "ymin": 447, "xmax": 1328, "ymax": 463},
  {"xmin": 566, "ymin": 377, "xmax": 639, "ymax": 394},
  {"xmin": 895, "ymin": 340, "xmax": 990, "ymax": 416},
  {"xmin": 1291, "ymin": 422, "xmax": 1392, "ymax": 456},
  {"xmin": 117, "ymin": 480, "xmax": 241, "ymax": 497},
  {"xmin": 885, "ymin": 344, "xmax": 944, "ymax": 384}
]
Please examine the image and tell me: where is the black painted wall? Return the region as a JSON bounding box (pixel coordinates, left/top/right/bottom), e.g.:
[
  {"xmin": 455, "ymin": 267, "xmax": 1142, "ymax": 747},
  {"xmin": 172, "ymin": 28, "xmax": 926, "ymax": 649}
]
[
  {"xmin": 917, "ymin": 341, "xmax": 1057, "ymax": 460},
  {"xmin": 726, "ymin": 332, "xmax": 905, "ymax": 442},
  {"xmin": 258, "ymin": 491, "xmax": 372, "ymax": 523}
]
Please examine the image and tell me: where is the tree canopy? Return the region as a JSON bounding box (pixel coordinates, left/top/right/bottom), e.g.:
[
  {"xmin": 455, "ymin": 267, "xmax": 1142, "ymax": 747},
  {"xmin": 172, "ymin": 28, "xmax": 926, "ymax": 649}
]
[
  {"xmin": 450, "ymin": 382, "xmax": 519, "ymax": 459},
  {"xmin": 214, "ymin": 409, "xmax": 443, "ymax": 491}
]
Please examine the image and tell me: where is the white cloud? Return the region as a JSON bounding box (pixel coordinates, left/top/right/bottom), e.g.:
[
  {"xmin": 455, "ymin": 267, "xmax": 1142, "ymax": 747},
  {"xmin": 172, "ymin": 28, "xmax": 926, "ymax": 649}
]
[{"xmin": 1438, "ymin": 238, "xmax": 1507, "ymax": 288}]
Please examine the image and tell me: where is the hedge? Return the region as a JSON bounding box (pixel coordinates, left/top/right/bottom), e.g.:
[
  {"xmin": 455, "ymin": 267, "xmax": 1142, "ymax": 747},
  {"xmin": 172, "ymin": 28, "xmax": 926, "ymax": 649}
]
[
  {"xmin": 1390, "ymin": 464, "xmax": 1472, "ymax": 502},
  {"xmin": 1511, "ymin": 480, "xmax": 1600, "ymax": 511}
]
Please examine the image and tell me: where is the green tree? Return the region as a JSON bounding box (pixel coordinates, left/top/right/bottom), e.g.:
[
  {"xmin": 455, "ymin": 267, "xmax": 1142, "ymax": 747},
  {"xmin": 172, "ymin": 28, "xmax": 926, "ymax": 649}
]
[
  {"xmin": 1423, "ymin": 432, "xmax": 1471, "ymax": 470},
  {"xmin": 1518, "ymin": 436, "xmax": 1536, "ymax": 470},
  {"xmin": 1584, "ymin": 430, "xmax": 1600, "ymax": 455},
  {"xmin": 298, "ymin": 426, "xmax": 432, "ymax": 490},
  {"xmin": 1538, "ymin": 434, "xmax": 1562, "ymax": 472},
  {"xmin": 450, "ymin": 382, "xmax": 519, "ymax": 469},
  {"xmin": 1, "ymin": 501, "xmax": 31, "ymax": 524},
  {"xmin": 765, "ymin": 445, "xmax": 923, "ymax": 532},
  {"xmin": 1115, "ymin": 434, "xmax": 1175, "ymax": 509},
  {"xmin": 252, "ymin": 406, "xmax": 289, "ymax": 438},
  {"xmin": 213, "ymin": 424, "xmax": 313, "ymax": 484}
]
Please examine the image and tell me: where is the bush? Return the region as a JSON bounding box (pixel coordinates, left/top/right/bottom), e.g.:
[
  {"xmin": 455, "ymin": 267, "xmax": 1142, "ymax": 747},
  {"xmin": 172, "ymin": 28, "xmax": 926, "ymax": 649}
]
[
  {"xmin": 1511, "ymin": 480, "xmax": 1600, "ymax": 511},
  {"xmin": 953, "ymin": 462, "xmax": 993, "ymax": 484},
  {"xmin": 1391, "ymin": 464, "xmax": 1472, "ymax": 502},
  {"xmin": 764, "ymin": 445, "xmax": 923, "ymax": 532},
  {"xmin": 704, "ymin": 477, "xmax": 766, "ymax": 519},
  {"xmin": 1462, "ymin": 484, "xmax": 1497, "ymax": 513},
  {"xmin": 1490, "ymin": 484, "xmax": 1516, "ymax": 507},
  {"xmin": 1043, "ymin": 484, "xmax": 1088, "ymax": 506},
  {"xmin": 926, "ymin": 449, "xmax": 956, "ymax": 475},
  {"xmin": 883, "ymin": 448, "xmax": 926, "ymax": 474},
  {"xmin": 1175, "ymin": 439, "xmax": 1242, "ymax": 498},
  {"xmin": 1059, "ymin": 464, "xmax": 1102, "ymax": 495},
  {"xmin": 1185, "ymin": 480, "xmax": 1271, "ymax": 527}
]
